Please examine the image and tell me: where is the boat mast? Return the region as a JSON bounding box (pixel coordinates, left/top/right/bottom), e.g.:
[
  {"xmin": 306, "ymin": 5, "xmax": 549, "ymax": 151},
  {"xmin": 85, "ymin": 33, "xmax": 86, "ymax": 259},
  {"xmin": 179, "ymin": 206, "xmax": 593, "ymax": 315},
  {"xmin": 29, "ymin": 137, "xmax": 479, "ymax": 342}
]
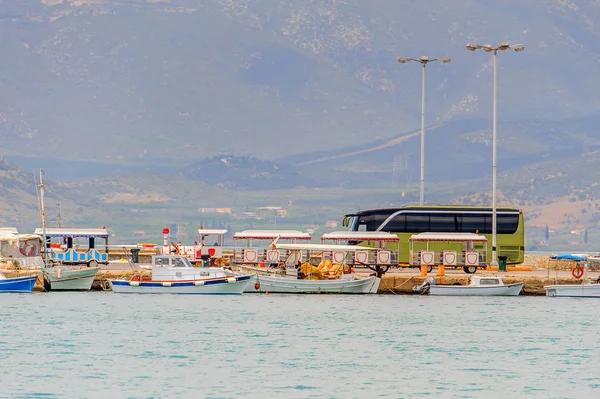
[
  {"xmin": 39, "ymin": 169, "xmax": 48, "ymax": 267},
  {"xmin": 57, "ymin": 203, "xmax": 62, "ymax": 228}
]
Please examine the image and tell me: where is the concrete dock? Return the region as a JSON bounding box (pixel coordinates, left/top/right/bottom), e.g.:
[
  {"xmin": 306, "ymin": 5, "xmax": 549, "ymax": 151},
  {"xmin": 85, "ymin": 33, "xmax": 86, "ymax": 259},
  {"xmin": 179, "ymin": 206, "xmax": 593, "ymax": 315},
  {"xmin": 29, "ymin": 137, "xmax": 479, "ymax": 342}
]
[{"xmin": 2, "ymin": 254, "xmax": 595, "ymax": 295}]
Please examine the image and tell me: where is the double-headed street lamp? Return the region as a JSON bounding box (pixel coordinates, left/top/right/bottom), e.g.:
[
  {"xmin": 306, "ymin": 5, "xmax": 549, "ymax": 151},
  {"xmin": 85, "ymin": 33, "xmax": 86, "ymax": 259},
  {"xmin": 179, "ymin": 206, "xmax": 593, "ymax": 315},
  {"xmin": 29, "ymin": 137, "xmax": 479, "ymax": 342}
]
[
  {"xmin": 397, "ymin": 56, "xmax": 451, "ymax": 206},
  {"xmin": 466, "ymin": 42, "xmax": 524, "ymax": 267}
]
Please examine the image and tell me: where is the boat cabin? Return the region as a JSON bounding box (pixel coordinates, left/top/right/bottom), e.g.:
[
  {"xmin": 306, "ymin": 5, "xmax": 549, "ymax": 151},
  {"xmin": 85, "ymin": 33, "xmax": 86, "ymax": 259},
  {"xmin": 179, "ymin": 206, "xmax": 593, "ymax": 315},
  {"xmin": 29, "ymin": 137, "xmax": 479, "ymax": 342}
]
[
  {"xmin": 160, "ymin": 227, "xmax": 227, "ymax": 266},
  {"xmin": 34, "ymin": 227, "xmax": 109, "ymax": 266},
  {"xmin": 151, "ymin": 255, "xmax": 235, "ymax": 281},
  {"xmin": 0, "ymin": 229, "xmax": 44, "ymax": 269}
]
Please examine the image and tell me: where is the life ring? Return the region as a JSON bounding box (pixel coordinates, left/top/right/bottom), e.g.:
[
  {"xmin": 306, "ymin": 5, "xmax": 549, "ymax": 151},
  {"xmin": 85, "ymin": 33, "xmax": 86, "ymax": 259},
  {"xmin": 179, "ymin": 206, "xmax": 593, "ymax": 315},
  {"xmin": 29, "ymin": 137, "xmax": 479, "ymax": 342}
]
[
  {"xmin": 572, "ymin": 266, "xmax": 585, "ymax": 279},
  {"xmin": 19, "ymin": 242, "xmax": 36, "ymax": 257}
]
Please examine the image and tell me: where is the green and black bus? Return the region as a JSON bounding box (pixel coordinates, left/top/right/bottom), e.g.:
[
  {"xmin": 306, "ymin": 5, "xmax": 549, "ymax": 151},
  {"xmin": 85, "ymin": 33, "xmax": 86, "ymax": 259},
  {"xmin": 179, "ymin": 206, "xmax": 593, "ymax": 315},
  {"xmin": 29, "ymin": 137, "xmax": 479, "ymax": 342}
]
[{"xmin": 342, "ymin": 205, "xmax": 525, "ymax": 265}]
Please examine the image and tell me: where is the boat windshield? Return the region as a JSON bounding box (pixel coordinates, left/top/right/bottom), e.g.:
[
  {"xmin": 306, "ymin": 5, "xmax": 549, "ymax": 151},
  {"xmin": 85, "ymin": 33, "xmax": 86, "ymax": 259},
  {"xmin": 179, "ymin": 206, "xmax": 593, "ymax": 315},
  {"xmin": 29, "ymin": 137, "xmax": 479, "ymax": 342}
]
[{"xmin": 479, "ymin": 278, "xmax": 500, "ymax": 285}]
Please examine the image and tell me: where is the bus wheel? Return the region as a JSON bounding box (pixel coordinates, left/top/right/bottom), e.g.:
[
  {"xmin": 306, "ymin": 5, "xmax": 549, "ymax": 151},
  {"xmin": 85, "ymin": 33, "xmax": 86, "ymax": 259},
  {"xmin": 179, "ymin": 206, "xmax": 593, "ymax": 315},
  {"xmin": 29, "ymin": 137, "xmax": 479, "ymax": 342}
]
[
  {"xmin": 464, "ymin": 266, "xmax": 477, "ymax": 274},
  {"xmin": 427, "ymin": 265, "xmax": 433, "ymax": 273}
]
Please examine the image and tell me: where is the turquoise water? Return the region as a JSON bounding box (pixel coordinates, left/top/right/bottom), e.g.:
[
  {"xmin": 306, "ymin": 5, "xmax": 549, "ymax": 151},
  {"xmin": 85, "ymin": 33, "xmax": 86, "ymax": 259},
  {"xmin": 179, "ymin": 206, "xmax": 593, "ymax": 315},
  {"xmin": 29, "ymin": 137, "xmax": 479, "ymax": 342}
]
[{"xmin": 2, "ymin": 293, "xmax": 600, "ymax": 398}]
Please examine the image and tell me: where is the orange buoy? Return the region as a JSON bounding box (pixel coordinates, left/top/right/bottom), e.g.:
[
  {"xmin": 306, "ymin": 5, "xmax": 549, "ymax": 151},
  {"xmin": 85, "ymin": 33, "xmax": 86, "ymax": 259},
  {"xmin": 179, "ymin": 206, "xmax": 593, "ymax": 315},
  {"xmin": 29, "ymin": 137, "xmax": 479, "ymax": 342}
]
[{"xmin": 572, "ymin": 266, "xmax": 584, "ymax": 279}]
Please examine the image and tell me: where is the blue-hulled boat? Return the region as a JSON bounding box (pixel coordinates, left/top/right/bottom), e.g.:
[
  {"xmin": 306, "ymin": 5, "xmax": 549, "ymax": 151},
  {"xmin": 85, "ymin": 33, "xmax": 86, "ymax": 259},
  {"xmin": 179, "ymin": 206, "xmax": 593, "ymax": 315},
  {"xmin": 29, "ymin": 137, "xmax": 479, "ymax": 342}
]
[
  {"xmin": 0, "ymin": 273, "xmax": 38, "ymax": 293},
  {"xmin": 109, "ymin": 254, "xmax": 253, "ymax": 294}
]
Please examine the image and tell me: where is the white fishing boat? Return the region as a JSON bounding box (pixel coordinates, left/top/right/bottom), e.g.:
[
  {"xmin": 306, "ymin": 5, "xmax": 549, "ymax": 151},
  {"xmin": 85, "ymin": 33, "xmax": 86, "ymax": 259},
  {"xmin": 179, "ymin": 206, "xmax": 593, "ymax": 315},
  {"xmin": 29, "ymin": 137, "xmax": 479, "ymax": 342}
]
[
  {"xmin": 544, "ymin": 254, "xmax": 600, "ymax": 297},
  {"xmin": 42, "ymin": 266, "xmax": 99, "ymax": 291},
  {"xmin": 414, "ymin": 275, "xmax": 524, "ymax": 296},
  {"xmin": 109, "ymin": 254, "xmax": 252, "ymax": 294},
  {"xmin": 241, "ymin": 242, "xmax": 381, "ymax": 294}
]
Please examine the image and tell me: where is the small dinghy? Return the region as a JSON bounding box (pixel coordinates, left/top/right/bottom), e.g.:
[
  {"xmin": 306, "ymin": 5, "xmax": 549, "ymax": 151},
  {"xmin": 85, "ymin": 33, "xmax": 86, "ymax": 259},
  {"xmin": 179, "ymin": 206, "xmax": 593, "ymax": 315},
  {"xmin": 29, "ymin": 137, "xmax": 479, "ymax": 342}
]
[{"xmin": 414, "ymin": 275, "xmax": 523, "ymax": 296}]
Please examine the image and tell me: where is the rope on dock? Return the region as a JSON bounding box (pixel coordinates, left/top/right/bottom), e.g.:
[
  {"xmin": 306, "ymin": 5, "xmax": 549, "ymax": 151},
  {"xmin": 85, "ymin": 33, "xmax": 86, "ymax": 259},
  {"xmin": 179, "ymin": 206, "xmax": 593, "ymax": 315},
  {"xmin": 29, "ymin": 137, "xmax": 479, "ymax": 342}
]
[{"xmin": 386, "ymin": 276, "xmax": 414, "ymax": 295}]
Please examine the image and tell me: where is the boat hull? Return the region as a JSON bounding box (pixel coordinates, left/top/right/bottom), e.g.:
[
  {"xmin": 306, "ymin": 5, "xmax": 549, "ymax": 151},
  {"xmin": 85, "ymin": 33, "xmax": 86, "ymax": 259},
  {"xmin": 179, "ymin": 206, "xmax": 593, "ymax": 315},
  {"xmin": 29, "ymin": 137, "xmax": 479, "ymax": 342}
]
[
  {"xmin": 245, "ymin": 274, "xmax": 381, "ymax": 294},
  {"xmin": 43, "ymin": 267, "xmax": 99, "ymax": 291},
  {"xmin": 0, "ymin": 275, "xmax": 38, "ymax": 293},
  {"xmin": 109, "ymin": 275, "xmax": 252, "ymax": 294},
  {"xmin": 544, "ymin": 284, "xmax": 600, "ymax": 298},
  {"xmin": 428, "ymin": 282, "xmax": 524, "ymax": 296}
]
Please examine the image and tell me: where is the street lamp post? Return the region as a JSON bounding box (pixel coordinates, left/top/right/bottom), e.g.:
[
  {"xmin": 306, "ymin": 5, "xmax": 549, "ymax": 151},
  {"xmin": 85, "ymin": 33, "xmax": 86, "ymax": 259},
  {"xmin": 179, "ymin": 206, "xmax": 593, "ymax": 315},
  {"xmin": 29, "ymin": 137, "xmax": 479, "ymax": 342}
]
[
  {"xmin": 397, "ymin": 55, "xmax": 451, "ymax": 206},
  {"xmin": 466, "ymin": 42, "xmax": 524, "ymax": 267}
]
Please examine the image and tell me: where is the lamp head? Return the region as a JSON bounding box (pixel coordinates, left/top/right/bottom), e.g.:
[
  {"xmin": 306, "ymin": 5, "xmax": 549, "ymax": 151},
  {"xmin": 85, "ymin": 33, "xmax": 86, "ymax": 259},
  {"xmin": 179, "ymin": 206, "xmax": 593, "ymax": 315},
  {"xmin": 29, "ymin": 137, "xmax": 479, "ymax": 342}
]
[
  {"xmin": 397, "ymin": 56, "xmax": 411, "ymax": 64},
  {"xmin": 419, "ymin": 55, "xmax": 429, "ymax": 63},
  {"xmin": 483, "ymin": 44, "xmax": 494, "ymax": 52},
  {"xmin": 498, "ymin": 42, "xmax": 510, "ymax": 51},
  {"xmin": 511, "ymin": 44, "xmax": 525, "ymax": 52},
  {"xmin": 466, "ymin": 43, "xmax": 481, "ymax": 51},
  {"xmin": 437, "ymin": 56, "xmax": 451, "ymax": 64}
]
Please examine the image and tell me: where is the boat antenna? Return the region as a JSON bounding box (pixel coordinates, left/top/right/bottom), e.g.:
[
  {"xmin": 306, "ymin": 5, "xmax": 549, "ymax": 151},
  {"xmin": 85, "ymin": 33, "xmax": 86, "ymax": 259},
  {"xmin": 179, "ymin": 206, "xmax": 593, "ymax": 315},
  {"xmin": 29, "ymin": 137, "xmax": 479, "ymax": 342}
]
[
  {"xmin": 39, "ymin": 169, "xmax": 48, "ymax": 267},
  {"xmin": 57, "ymin": 203, "xmax": 62, "ymax": 228}
]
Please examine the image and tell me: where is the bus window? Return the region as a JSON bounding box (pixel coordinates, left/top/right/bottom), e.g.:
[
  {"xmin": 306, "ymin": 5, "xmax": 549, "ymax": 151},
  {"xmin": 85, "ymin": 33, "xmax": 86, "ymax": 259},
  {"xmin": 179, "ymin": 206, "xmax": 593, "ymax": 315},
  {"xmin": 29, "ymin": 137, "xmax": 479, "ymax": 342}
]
[
  {"xmin": 461, "ymin": 214, "xmax": 484, "ymax": 233},
  {"xmin": 386, "ymin": 214, "xmax": 406, "ymax": 232},
  {"xmin": 497, "ymin": 214, "xmax": 519, "ymax": 234},
  {"xmin": 429, "ymin": 214, "xmax": 457, "ymax": 232},
  {"xmin": 405, "ymin": 213, "xmax": 430, "ymax": 232}
]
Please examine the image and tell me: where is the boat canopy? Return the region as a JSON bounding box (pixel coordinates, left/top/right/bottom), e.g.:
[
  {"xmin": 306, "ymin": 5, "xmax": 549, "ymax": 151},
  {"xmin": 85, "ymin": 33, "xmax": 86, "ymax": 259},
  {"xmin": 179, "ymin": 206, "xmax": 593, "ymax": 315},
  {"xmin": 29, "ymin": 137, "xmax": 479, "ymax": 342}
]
[
  {"xmin": 0, "ymin": 233, "xmax": 42, "ymax": 242},
  {"xmin": 33, "ymin": 228, "xmax": 109, "ymax": 238},
  {"xmin": 321, "ymin": 231, "xmax": 400, "ymax": 242},
  {"xmin": 197, "ymin": 229, "xmax": 228, "ymax": 235},
  {"xmin": 273, "ymin": 243, "xmax": 377, "ymax": 252},
  {"xmin": 408, "ymin": 232, "xmax": 488, "ymax": 242},
  {"xmin": 550, "ymin": 254, "xmax": 587, "ymax": 261},
  {"xmin": 0, "ymin": 227, "xmax": 19, "ymax": 235},
  {"xmin": 233, "ymin": 230, "xmax": 311, "ymax": 240}
]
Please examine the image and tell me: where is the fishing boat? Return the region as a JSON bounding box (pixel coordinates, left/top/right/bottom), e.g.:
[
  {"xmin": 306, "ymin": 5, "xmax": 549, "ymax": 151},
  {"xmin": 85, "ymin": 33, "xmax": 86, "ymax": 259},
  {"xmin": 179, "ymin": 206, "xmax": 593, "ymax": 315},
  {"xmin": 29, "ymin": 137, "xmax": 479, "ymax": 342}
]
[
  {"xmin": 413, "ymin": 275, "xmax": 524, "ymax": 296},
  {"xmin": 544, "ymin": 254, "xmax": 600, "ymax": 298},
  {"xmin": 240, "ymin": 241, "xmax": 382, "ymax": 294},
  {"xmin": 42, "ymin": 266, "xmax": 99, "ymax": 291},
  {"xmin": 0, "ymin": 228, "xmax": 45, "ymax": 270},
  {"xmin": 109, "ymin": 254, "xmax": 252, "ymax": 294},
  {"xmin": 0, "ymin": 273, "xmax": 38, "ymax": 293},
  {"xmin": 34, "ymin": 169, "xmax": 102, "ymax": 291}
]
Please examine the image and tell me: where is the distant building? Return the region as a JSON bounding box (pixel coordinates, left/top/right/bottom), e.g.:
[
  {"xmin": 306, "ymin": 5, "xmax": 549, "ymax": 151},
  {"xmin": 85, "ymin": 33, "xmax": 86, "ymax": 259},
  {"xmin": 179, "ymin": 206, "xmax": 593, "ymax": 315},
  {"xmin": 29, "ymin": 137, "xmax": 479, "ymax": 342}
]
[
  {"xmin": 198, "ymin": 207, "xmax": 232, "ymax": 214},
  {"xmin": 325, "ymin": 220, "xmax": 338, "ymax": 229},
  {"xmin": 133, "ymin": 230, "xmax": 145, "ymax": 236}
]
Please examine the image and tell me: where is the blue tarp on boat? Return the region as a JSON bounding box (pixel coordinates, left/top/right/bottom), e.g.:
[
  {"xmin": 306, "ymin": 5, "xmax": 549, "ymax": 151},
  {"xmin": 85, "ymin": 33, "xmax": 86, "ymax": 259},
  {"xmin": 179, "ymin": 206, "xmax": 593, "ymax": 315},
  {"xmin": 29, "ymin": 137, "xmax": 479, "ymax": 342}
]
[{"xmin": 550, "ymin": 254, "xmax": 587, "ymax": 261}]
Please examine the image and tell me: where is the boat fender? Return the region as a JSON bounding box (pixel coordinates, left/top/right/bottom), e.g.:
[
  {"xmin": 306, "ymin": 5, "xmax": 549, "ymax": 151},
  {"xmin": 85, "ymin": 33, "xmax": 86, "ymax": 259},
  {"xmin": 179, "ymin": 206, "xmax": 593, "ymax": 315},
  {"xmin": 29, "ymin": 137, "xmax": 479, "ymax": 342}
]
[
  {"xmin": 572, "ymin": 266, "xmax": 584, "ymax": 279},
  {"xmin": 162, "ymin": 282, "xmax": 172, "ymax": 287},
  {"xmin": 129, "ymin": 281, "xmax": 140, "ymax": 287},
  {"xmin": 254, "ymin": 282, "xmax": 260, "ymax": 290},
  {"xmin": 194, "ymin": 280, "xmax": 205, "ymax": 286},
  {"xmin": 226, "ymin": 277, "xmax": 236, "ymax": 284},
  {"xmin": 57, "ymin": 268, "xmax": 62, "ymax": 279}
]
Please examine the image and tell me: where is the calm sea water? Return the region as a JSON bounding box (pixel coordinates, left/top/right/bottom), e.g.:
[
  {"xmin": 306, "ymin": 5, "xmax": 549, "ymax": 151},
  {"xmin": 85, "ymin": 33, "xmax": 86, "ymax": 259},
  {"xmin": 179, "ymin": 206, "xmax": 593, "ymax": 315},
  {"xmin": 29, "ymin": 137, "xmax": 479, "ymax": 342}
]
[{"xmin": 2, "ymin": 293, "xmax": 600, "ymax": 399}]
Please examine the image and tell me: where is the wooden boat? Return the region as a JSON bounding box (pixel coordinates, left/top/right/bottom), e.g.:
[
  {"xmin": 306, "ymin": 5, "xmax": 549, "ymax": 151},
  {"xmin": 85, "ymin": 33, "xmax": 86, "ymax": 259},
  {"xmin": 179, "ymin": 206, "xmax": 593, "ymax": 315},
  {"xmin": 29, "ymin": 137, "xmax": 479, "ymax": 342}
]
[
  {"xmin": 246, "ymin": 272, "xmax": 380, "ymax": 294},
  {"xmin": 239, "ymin": 242, "xmax": 382, "ymax": 294},
  {"xmin": 414, "ymin": 275, "xmax": 523, "ymax": 296},
  {"xmin": 109, "ymin": 254, "xmax": 252, "ymax": 294},
  {"xmin": 42, "ymin": 266, "xmax": 99, "ymax": 291},
  {"xmin": 0, "ymin": 273, "xmax": 38, "ymax": 293}
]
